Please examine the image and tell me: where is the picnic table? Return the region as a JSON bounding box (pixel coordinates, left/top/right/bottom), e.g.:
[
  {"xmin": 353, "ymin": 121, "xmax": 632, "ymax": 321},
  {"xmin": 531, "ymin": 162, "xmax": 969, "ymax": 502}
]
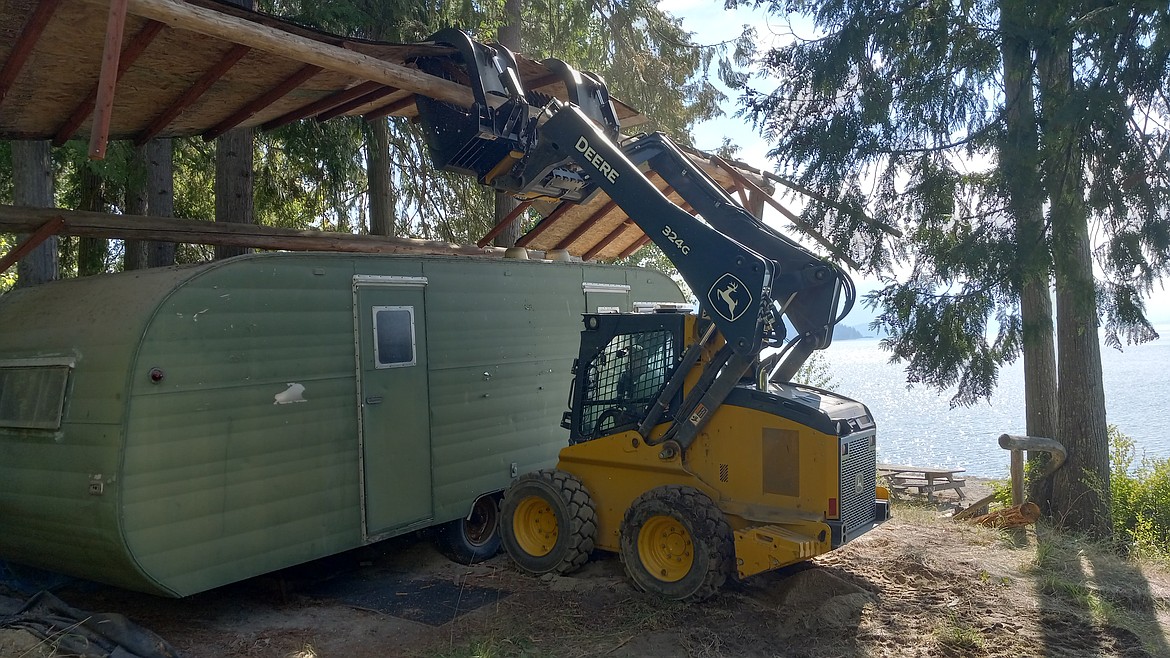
[{"xmin": 878, "ymin": 463, "xmax": 967, "ymax": 501}]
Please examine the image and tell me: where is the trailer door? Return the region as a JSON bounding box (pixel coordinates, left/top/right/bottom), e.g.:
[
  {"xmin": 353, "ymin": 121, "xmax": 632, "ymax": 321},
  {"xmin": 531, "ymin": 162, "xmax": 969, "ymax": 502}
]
[{"xmin": 354, "ymin": 276, "xmax": 432, "ymax": 539}]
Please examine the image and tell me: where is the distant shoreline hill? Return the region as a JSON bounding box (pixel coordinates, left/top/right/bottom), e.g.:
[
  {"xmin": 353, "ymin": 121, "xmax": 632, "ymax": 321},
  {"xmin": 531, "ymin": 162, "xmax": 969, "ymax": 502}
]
[{"xmin": 834, "ymin": 324, "xmax": 883, "ymax": 340}]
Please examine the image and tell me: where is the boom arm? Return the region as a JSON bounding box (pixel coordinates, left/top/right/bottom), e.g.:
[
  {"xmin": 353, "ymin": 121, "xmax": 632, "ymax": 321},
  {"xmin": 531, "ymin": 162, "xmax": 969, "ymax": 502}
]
[{"xmin": 411, "ymin": 29, "xmax": 854, "ymax": 385}]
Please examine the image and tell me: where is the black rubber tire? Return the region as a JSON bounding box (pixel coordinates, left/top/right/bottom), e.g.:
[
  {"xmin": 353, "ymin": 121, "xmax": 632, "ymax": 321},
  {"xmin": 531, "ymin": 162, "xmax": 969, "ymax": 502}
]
[
  {"xmin": 500, "ymin": 469, "xmax": 597, "ymax": 575},
  {"xmin": 434, "ymin": 494, "xmax": 502, "ymax": 564},
  {"xmin": 619, "ymin": 485, "xmax": 734, "ymax": 602}
]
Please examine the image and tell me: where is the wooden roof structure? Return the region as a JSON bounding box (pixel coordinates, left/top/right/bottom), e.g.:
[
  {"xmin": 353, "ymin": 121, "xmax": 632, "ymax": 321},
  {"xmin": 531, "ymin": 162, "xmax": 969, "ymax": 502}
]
[{"xmin": 0, "ymin": 0, "xmax": 798, "ymax": 262}]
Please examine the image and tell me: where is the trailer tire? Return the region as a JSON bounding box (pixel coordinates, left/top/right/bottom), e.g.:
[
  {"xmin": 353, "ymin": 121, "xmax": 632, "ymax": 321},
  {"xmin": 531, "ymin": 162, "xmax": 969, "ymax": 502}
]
[
  {"xmin": 500, "ymin": 470, "xmax": 596, "ymax": 575},
  {"xmin": 434, "ymin": 494, "xmax": 502, "ymax": 564},
  {"xmin": 619, "ymin": 485, "xmax": 733, "ymax": 602}
]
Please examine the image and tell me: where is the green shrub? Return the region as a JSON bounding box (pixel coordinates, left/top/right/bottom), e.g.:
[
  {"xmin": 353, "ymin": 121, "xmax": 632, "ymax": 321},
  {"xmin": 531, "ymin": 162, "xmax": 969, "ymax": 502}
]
[{"xmin": 1110, "ymin": 426, "xmax": 1170, "ymax": 560}]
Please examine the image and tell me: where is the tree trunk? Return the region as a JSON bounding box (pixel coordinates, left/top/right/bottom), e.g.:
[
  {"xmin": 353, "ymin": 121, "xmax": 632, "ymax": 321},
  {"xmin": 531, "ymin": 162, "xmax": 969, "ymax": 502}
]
[
  {"xmin": 1037, "ymin": 20, "xmax": 1112, "ymax": 539},
  {"xmin": 124, "ymin": 145, "xmax": 148, "ymax": 271},
  {"xmin": 145, "ymin": 138, "xmax": 176, "ymax": 267},
  {"xmin": 368, "ymin": 118, "xmax": 393, "ymax": 236},
  {"xmin": 214, "ymin": 127, "xmax": 254, "ymax": 260},
  {"xmin": 214, "ymin": 0, "xmax": 254, "ymax": 261},
  {"xmin": 77, "ymin": 164, "xmax": 107, "ymax": 276},
  {"xmin": 12, "ymin": 141, "xmax": 57, "ymax": 287},
  {"xmin": 492, "ymin": 0, "xmax": 524, "ymax": 248},
  {"xmin": 1000, "ymin": 0, "xmax": 1059, "ymax": 510}
]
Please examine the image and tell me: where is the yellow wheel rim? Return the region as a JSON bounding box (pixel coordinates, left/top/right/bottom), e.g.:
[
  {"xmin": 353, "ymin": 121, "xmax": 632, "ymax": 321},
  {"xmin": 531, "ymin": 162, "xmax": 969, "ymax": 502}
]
[
  {"xmin": 512, "ymin": 495, "xmax": 559, "ymax": 557},
  {"xmin": 637, "ymin": 514, "xmax": 693, "ymax": 582}
]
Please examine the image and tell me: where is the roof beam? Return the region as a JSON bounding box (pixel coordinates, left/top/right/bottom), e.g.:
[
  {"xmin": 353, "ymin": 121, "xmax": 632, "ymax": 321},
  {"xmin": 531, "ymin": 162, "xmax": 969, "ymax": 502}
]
[
  {"xmin": 0, "ymin": 205, "xmax": 501, "ymax": 257},
  {"xmin": 477, "ymin": 200, "xmax": 533, "ymax": 248},
  {"xmin": 203, "ymin": 63, "xmax": 322, "ymax": 140},
  {"xmin": 0, "ymin": 0, "xmax": 63, "ymax": 109},
  {"xmin": 135, "ymin": 43, "xmax": 250, "ymax": 145},
  {"xmin": 261, "ymin": 80, "xmax": 382, "ymax": 130},
  {"xmin": 515, "ymin": 202, "xmax": 576, "ymax": 248},
  {"xmin": 583, "ymin": 220, "xmax": 634, "ymax": 261},
  {"xmin": 83, "ymin": 0, "xmax": 476, "ymax": 108},
  {"xmin": 53, "ymin": 20, "xmax": 165, "ymax": 146},
  {"xmin": 363, "ymin": 94, "xmax": 418, "ymax": 120},
  {"xmin": 710, "ymin": 156, "xmax": 861, "ymax": 270},
  {"xmin": 553, "ymin": 199, "xmax": 617, "ymax": 251},
  {"xmin": 0, "ymin": 216, "xmax": 65, "ymax": 274},
  {"xmin": 618, "ymin": 234, "xmax": 652, "ymax": 259},
  {"xmin": 315, "ymin": 85, "xmax": 397, "ymax": 122},
  {"xmin": 88, "ymin": 0, "xmax": 131, "ymax": 159}
]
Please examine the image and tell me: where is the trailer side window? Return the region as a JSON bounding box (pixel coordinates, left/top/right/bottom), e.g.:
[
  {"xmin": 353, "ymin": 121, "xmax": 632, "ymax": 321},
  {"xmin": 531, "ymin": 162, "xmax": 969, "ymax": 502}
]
[
  {"xmin": 0, "ymin": 366, "xmax": 70, "ymax": 430},
  {"xmin": 373, "ymin": 306, "xmax": 416, "ymax": 368}
]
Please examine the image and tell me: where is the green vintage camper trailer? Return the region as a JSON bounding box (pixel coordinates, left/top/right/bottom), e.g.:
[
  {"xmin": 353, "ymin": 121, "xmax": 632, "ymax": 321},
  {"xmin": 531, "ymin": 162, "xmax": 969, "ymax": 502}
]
[{"xmin": 0, "ymin": 252, "xmax": 684, "ymax": 596}]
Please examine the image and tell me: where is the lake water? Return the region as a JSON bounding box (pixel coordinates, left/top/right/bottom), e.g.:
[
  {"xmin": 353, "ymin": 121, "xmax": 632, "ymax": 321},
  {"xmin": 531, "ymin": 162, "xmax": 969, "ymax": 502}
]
[{"xmin": 820, "ymin": 329, "xmax": 1170, "ymax": 477}]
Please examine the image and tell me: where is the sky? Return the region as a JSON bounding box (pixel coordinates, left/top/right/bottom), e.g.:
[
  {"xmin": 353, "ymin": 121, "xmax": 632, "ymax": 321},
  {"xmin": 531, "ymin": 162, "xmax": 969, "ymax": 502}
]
[{"xmin": 660, "ymin": 0, "xmax": 1170, "ymax": 330}]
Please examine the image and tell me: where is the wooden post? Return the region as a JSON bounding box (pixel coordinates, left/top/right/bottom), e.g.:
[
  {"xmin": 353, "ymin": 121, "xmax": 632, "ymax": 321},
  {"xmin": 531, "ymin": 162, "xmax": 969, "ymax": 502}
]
[
  {"xmin": 89, "ymin": 0, "xmax": 130, "ymax": 160},
  {"xmin": 1010, "ymin": 449, "xmax": 1024, "ymax": 506}
]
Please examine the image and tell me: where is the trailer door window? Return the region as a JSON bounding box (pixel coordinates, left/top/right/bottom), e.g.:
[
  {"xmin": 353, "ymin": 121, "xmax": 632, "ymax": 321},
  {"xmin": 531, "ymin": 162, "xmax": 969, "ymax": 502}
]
[
  {"xmin": 0, "ymin": 366, "xmax": 70, "ymax": 430},
  {"xmin": 373, "ymin": 306, "xmax": 416, "ymax": 368}
]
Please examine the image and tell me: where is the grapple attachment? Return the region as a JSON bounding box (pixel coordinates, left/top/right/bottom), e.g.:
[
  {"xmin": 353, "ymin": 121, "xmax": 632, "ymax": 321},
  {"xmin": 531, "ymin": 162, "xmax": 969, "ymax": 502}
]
[{"xmin": 412, "ymin": 29, "xmax": 621, "ymax": 202}]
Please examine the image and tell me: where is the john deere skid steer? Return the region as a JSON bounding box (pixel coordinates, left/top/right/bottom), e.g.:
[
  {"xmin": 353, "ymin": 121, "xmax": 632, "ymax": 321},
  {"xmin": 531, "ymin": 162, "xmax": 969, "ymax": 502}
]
[{"xmin": 412, "ymin": 30, "xmax": 889, "ymax": 601}]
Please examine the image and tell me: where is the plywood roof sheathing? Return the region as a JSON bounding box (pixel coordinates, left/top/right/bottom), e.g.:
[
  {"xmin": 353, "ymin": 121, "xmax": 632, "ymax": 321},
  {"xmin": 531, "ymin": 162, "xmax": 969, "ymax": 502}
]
[
  {"xmin": 316, "ymin": 85, "xmax": 397, "ymax": 122},
  {"xmin": 584, "ymin": 220, "xmax": 635, "ymax": 261},
  {"xmin": 262, "ymin": 80, "xmax": 379, "ymax": 130},
  {"xmin": 363, "ymin": 93, "xmax": 417, "ymax": 120},
  {"xmin": 203, "ymin": 62, "xmax": 322, "ymax": 139},
  {"xmin": 516, "ymin": 202, "xmax": 575, "ymax": 248},
  {"xmin": 135, "ymin": 42, "xmax": 251, "ymax": 145},
  {"xmin": 0, "ymin": 0, "xmax": 64, "ymax": 108},
  {"xmin": 54, "ymin": 19, "xmax": 164, "ymax": 146}
]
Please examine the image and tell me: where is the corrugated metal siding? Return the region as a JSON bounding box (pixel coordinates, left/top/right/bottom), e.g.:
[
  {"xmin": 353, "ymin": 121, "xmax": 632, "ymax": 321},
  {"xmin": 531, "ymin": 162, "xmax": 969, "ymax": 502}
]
[
  {"xmin": 421, "ymin": 260, "xmax": 685, "ymax": 521},
  {"xmin": 2, "ymin": 253, "xmax": 683, "ymax": 597},
  {"xmin": 122, "ymin": 255, "xmax": 369, "ymax": 596},
  {"xmin": 0, "ymin": 267, "xmax": 206, "ymax": 593}
]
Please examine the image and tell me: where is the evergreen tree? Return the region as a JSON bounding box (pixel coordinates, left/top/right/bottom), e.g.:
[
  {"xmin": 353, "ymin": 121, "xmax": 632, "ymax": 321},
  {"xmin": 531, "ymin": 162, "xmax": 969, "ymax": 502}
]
[{"xmin": 731, "ymin": 0, "xmax": 1170, "ymax": 536}]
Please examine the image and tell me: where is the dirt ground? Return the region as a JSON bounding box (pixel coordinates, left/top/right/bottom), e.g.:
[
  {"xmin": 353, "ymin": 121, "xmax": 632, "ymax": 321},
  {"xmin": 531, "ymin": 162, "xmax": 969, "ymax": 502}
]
[{"xmin": 4, "ymin": 480, "xmax": 1170, "ymax": 658}]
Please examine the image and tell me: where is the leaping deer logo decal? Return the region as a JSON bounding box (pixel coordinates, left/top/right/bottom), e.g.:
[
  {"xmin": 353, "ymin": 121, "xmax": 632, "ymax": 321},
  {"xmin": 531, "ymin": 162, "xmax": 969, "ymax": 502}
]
[
  {"xmin": 707, "ymin": 273, "xmax": 752, "ymax": 322},
  {"xmin": 716, "ymin": 281, "xmax": 739, "ymax": 319}
]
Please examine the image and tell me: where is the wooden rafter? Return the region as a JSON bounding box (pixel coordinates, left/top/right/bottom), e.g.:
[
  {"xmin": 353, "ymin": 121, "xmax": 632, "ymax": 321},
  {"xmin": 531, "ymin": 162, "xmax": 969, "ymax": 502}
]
[
  {"xmin": 89, "ymin": 0, "xmax": 131, "ymax": 159},
  {"xmin": 584, "ymin": 220, "xmax": 634, "ymax": 261},
  {"xmin": 710, "ymin": 156, "xmax": 862, "ymax": 270},
  {"xmin": 553, "ymin": 199, "xmax": 617, "ymax": 251},
  {"xmin": 316, "ymin": 85, "xmax": 397, "ymax": 122},
  {"xmin": 0, "ymin": 0, "xmax": 64, "ymax": 108},
  {"xmin": 618, "ymin": 234, "xmax": 651, "ymax": 259},
  {"xmin": 0, "ymin": 217, "xmax": 65, "ymax": 273},
  {"xmin": 80, "ymin": 0, "xmax": 476, "ymax": 108},
  {"xmin": 53, "ymin": 20, "xmax": 165, "ymax": 146},
  {"xmin": 203, "ymin": 63, "xmax": 322, "ymax": 140},
  {"xmin": 515, "ymin": 202, "xmax": 576, "ymax": 248},
  {"xmin": 363, "ymin": 94, "xmax": 417, "ymax": 120},
  {"xmin": 477, "ymin": 200, "xmax": 533, "ymax": 248},
  {"xmin": 262, "ymin": 80, "xmax": 382, "ymax": 131},
  {"xmin": 135, "ymin": 43, "xmax": 250, "ymax": 145}
]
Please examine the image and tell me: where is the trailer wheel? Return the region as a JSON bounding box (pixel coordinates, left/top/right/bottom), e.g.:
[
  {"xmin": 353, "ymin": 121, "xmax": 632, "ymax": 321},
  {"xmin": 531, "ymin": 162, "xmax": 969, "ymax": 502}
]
[
  {"xmin": 500, "ymin": 470, "xmax": 596, "ymax": 575},
  {"xmin": 434, "ymin": 494, "xmax": 502, "ymax": 564},
  {"xmin": 619, "ymin": 485, "xmax": 733, "ymax": 602}
]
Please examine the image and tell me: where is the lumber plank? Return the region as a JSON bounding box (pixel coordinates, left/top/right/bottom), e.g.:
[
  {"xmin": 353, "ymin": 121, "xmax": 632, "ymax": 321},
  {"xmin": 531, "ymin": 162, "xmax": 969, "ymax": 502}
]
[{"xmin": 0, "ymin": 205, "xmax": 500, "ymax": 257}]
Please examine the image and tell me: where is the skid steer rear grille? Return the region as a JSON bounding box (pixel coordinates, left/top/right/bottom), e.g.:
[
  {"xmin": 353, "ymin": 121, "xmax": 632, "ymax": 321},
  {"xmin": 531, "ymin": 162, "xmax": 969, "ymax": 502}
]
[{"xmin": 838, "ymin": 431, "xmax": 877, "ymax": 543}]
